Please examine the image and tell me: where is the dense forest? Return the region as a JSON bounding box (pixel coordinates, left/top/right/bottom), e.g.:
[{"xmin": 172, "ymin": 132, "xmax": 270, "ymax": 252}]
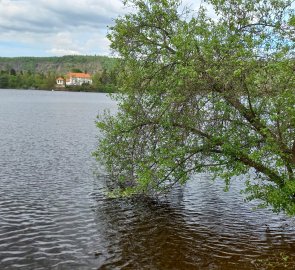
[{"xmin": 0, "ymin": 55, "xmax": 119, "ymax": 92}]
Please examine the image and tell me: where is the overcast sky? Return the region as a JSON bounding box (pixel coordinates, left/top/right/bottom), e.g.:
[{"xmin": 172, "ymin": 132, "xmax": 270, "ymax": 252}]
[{"xmin": 0, "ymin": 0, "xmax": 204, "ymax": 57}]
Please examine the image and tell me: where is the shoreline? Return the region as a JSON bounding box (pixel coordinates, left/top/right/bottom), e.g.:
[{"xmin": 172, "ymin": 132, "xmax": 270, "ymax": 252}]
[{"xmin": 0, "ymin": 88, "xmax": 114, "ymax": 94}]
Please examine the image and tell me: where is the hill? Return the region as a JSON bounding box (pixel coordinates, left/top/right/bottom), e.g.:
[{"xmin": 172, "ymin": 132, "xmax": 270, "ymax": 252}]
[
  {"xmin": 0, "ymin": 55, "xmax": 117, "ymax": 75},
  {"xmin": 0, "ymin": 55, "xmax": 119, "ymax": 92}
]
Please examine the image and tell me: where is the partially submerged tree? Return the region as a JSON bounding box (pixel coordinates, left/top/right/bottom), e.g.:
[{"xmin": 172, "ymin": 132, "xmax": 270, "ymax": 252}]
[{"xmin": 94, "ymin": 0, "xmax": 295, "ymax": 214}]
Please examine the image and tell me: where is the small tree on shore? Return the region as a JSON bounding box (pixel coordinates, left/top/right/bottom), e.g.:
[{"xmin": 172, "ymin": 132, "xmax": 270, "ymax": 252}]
[{"xmin": 94, "ymin": 0, "xmax": 295, "ymax": 214}]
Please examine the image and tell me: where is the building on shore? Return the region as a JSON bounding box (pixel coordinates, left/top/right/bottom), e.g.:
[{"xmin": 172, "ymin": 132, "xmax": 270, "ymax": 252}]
[
  {"xmin": 65, "ymin": 72, "xmax": 92, "ymax": 86},
  {"xmin": 55, "ymin": 77, "xmax": 66, "ymax": 88}
]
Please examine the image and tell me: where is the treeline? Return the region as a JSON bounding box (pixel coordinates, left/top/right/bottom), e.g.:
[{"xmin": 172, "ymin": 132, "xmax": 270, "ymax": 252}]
[
  {"xmin": 0, "ymin": 55, "xmax": 117, "ymax": 74},
  {"xmin": 0, "ymin": 68, "xmax": 118, "ymax": 92},
  {"xmin": 0, "ymin": 55, "xmax": 119, "ymax": 92},
  {"xmin": 0, "ymin": 69, "xmax": 56, "ymax": 90}
]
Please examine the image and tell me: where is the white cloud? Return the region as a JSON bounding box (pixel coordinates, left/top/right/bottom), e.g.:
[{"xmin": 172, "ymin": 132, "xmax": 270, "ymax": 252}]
[
  {"xmin": 47, "ymin": 48, "xmax": 82, "ymax": 56},
  {"xmin": 0, "ymin": 0, "xmax": 216, "ymax": 57},
  {"xmin": 0, "ymin": 0, "xmax": 125, "ymax": 56},
  {"xmin": 45, "ymin": 32, "xmax": 82, "ymax": 55},
  {"xmin": 0, "ymin": 0, "xmax": 124, "ymax": 32}
]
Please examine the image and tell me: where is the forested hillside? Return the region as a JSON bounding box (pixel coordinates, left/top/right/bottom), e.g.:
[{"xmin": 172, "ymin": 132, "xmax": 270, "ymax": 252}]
[
  {"xmin": 0, "ymin": 55, "xmax": 116, "ymax": 74},
  {"xmin": 0, "ymin": 55, "xmax": 118, "ymax": 92}
]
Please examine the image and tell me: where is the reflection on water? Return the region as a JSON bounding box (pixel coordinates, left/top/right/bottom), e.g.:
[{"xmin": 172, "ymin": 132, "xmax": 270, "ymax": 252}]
[
  {"xmin": 91, "ymin": 176, "xmax": 295, "ymax": 270},
  {"xmin": 0, "ymin": 90, "xmax": 294, "ymax": 270}
]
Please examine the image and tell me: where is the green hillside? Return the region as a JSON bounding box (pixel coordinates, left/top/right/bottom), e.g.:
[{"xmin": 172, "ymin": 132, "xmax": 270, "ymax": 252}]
[
  {"xmin": 0, "ymin": 55, "xmax": 119, "ymax": 92},
  {"xmin": 0, "ymin": 55, "xmax": 117, "ymax": 74}
]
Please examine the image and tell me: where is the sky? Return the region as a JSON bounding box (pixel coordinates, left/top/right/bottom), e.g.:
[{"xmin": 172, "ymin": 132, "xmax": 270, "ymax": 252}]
[{"xmin": 0, "ymin": 0, "xmax": 203, "ymax": 57}]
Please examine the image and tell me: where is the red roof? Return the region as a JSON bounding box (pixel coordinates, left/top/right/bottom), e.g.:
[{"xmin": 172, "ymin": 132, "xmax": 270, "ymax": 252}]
[{"xmin": 67, "ymin": 72, "xmax": 91, "ymax": 79}]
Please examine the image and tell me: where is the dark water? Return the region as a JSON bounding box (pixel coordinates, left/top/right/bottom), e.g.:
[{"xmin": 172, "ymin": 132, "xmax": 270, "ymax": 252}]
[{"xmin": 0, "ymin": 89, "xmax": 294, "ymax": 270}]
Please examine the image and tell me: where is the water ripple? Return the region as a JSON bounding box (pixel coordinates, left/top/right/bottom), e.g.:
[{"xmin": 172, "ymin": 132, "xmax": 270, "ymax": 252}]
[{"xmin": 0, "ymin": 90, "xmax": 294, "ymax": 270}]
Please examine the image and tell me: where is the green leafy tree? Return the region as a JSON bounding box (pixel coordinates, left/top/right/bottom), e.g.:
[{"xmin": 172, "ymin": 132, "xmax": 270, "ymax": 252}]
[
  {"xmin": 10, "ymin": 68, "xmax": 16, "ymax": 76},
  {"xmin": 0, "ymin": 74, "xmax": 9, "ymax": 88},
  {"xmin": 92, "ymin": 72, "xmax": 104, "ymax": 89},
  {"xmin": 94, "ymin": 0, "xmax": 295, "ymax": 214},
  {"xmin": 70, "ymin": 68, "xmax": 83, "ymax": 73},
  {"xmin": 44, "ymin": 72, "xmax": 57, "ymax": 89},
  {"xmin": 8, "ymin": 74, "xmax": 19, "ymax": 88}
]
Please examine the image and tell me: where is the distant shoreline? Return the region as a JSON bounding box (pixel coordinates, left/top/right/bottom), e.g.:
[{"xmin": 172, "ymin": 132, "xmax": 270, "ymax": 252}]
[{"xmin": 0, "ymin": 88, "xmax": 114, "ymax": 94}]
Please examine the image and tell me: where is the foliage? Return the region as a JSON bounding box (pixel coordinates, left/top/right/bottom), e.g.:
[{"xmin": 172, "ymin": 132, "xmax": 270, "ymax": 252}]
[
  {"xmin": 253, "ymin": 252, "xmax": 295, "ymax": 269},
  {"xmin": 0, "ymin": 74, "xmax": 9, "ymax": 88},
  {"xmin": 0, "ymin": 70, "xmax": 57, "ymax": 90},
  {"xmin": 94, "ymin": 0, "xmax": 295, "ymax": 214},
  {"xmin": 0, "ymin": 55, "xmax": 119, "ymax": 92},
  {"xmin": 0, "ymin": 55, "xmax": 118, "ymax": 74},
  {"xmin": 70, "ymin": 68, "xmax": 83, "ymax": 73},
  {"xmin": 91, "ymin": 68, "xmax": 119, "ymax": 93}
]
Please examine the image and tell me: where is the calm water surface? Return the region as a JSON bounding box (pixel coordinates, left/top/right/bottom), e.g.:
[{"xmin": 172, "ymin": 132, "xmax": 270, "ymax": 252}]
[{"xmin": 0, "ymin": 89, "xmax": 294, "ymax": 270}]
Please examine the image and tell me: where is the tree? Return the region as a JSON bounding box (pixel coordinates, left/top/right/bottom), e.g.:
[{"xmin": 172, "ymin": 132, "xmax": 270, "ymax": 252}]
[
  {"xmin": 0, "ymin": 74, "xmax": 9, "ymax": 88},
  {"xmin": 92, "ymin": 72, "xmax": 104, "ymax": 90},
  {"xmin": 10, "ymin": 68, "xmax": 16, "ymax": 76},
  {"xmin": 94, "ymin": 0, "xmax": 295, "ymax": 214},
  {"xmin": 44, "ymin": 72, "xmax": 57, "ymax": 89},
  {"xmin": 70, "ymin": 68, "xmax": 83, "ymax": 73}
]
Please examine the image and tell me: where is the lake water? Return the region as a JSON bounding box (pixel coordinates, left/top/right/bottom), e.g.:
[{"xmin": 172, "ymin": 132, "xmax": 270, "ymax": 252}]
[{"xmin": 0, "ymin": 89, "xmax": 294, "ymax": 270}]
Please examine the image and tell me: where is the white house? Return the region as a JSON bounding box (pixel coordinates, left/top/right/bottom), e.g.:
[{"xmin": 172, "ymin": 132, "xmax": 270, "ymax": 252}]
[
  {"xmin": 56, "ymin": 77, "xmax": 65, "ymax": 87},
  {"xmin": 65, "ymin": 72, "xmax": 92, "ymax": 86}
]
